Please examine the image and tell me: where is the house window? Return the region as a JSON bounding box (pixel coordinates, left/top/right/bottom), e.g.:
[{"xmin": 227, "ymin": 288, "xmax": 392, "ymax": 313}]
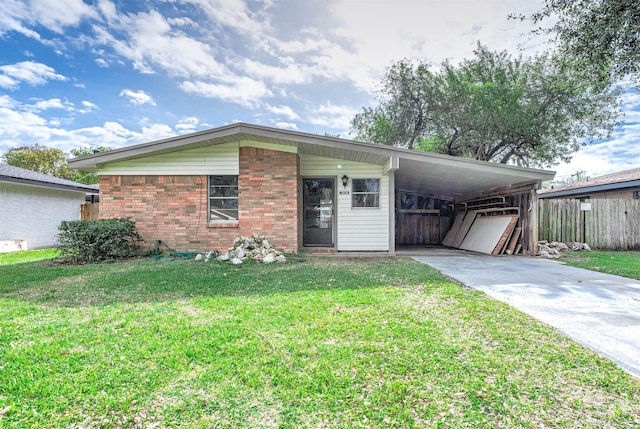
[
  {"xmin": 209, "ymin": 175, "xmax": 238, "ymax": 221},
  {"xmin": 352, "ymin": 178, "xmax": 380, "ymax": 208}
]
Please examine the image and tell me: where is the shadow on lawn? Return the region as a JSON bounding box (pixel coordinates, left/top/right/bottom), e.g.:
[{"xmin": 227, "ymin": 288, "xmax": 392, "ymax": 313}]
[{"xmin": 0, "ymin": 256, "xmax": 445, "ymax": 308}]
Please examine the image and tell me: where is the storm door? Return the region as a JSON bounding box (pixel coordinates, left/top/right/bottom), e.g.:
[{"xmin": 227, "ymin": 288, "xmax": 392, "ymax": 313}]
[{"xmin": 302, "ymin": 178, "xmax": 335, "ymax": 246}]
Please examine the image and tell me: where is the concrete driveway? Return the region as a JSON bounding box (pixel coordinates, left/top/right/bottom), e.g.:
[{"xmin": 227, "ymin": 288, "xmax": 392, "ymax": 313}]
[{"xmin": 413, "ymin": 255, "xmax": 640, "ymax": 379}]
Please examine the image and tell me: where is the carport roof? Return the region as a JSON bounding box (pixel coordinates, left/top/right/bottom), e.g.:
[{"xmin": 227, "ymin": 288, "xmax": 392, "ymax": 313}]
[{"xmin": 68, "ymin": 122, "xmax": 555, "ymax": 201}]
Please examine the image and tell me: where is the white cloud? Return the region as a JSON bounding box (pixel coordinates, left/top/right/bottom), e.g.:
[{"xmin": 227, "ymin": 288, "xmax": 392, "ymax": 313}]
[
  {"xmin": 554, "ymin": 88, "xmax": 640, "ymax": 178},
  {"xmin": 28, "ymin": 0, "xmax": 99, "ymax": 33},
  {"xmin": 97, "ymin": 0, "xmax": 118, "ymax": 22},
  {"xmin": 175, "ymin": 116, "xmax": 200, "ymax": 133},
  {"xmin": 307, "ymin": 101, "xmax": 358, "ymax": 130},
  {"xmin": 177, "ymin": 0, "xmax": 272, "ymax": 39},
  {"xmin": 0, "ymin": 74, "xmax": 18, "ymax": 89},
  {"xmin": 0, "ymin": 1, "xmax": 41, "ymax": 39},
  {"xmin": 179, "ymin": 77, "xmax": 272, "ymax": 108},
  {"xmin": 274, "ymin": 121, "xmax": 298, "ymax": 130},
  {"xmin": 31, "ymin": 98, "xmax": 70, "ymax": 111},
  {"xmin": 242, "ymin": 58, "xmax": 313, "ymax": 85},
  {"xmin": 0, "ymin": 95, "xmax": 184, "ymax": 154},
  {"xmin": 0, "ymin": 61, "xmax": 67, "ymax": 89},
  {"xmin": 92, "ymin": 9, "xmax": 226, "ymax": 79},
  {"xmin": 95, "ymin": 58, "xmax": 109, "ymax": 68},
  {"xmin": 119, "ymin": 89, "xmax": 156, "ymax": 106},
  {"xmin": 78, "ymin": 100, "xmax": 99, "ymax": 113},
  {"xmin": 266, "ymin": 104, "xmax": 300, "ymax": 121}
]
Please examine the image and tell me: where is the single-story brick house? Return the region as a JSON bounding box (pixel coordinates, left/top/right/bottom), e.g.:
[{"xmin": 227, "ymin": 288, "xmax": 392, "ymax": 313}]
[
  {"xmin": 539, "ymin": 167, "xmax": 640, "ymax": 200},
  {"xmin": 0, "ymin": 163, "xmax": 98, "ymax": 250},
  {"xmin": 68, "ymin": 123, "xmax": 554, "ymax": 255}
]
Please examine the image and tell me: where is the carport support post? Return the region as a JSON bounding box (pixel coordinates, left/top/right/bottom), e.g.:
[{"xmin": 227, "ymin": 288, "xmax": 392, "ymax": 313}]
[
  {"xmin": 530, "ymin": 185, "xmax": 540, "ymax": 256},
  {"xmin": 388, "ymin": 170, "xmax": 396, "ymax": 255}
]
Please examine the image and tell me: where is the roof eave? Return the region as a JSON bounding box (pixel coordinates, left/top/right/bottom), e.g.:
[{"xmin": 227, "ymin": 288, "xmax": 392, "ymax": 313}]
[
  {"xmin": 67, "ymin": 122, "xmax": 556, "ymax": 182},
  {"xmin": 539, "ymin": 180, "xmax": 640, "ymax": 198},
  {"xmin": 0, "ymin": 176, "xmax": 98, "ymax": 193}
]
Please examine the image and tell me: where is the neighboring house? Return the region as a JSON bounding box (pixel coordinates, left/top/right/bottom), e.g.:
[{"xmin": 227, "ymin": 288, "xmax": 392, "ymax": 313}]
[
  {"xmin": 539, "ymin": 167, "xmax": 640, "ymax": 200},
  {"xmin": 538, "ymin": 167, "xmax": 640, "ymax": 249},
  {"xmin": 0, "ymin": 164, "xmax": 98, "ymax": 249},
  {"xmin": 68, "ymin": 123, "xmax": 554, "ymax": 255}
]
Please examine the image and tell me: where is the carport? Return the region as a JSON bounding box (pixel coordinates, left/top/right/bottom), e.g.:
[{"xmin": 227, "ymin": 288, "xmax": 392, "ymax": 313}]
[{"xmin": 390, "ymin": 150, "xmax": 555, "ymax": 255}]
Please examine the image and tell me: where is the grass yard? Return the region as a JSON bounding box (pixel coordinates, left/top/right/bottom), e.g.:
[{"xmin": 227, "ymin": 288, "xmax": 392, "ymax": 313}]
[
  {"xmin": 1, "ymin": 252, "xmax": 639, "ymax": 428},
  {"xmin": 561, "ymin": 250, "xmax": 640, "ymax": 280},
  {"xmin": 0, "ymin": 248, "xmax": 58, "ymax": 266}
]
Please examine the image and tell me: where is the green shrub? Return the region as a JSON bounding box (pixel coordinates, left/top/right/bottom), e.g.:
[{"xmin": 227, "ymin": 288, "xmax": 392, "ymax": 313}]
[{"xmin": 57, "ymin": 218, "xmax": 143, "ymax": 263}]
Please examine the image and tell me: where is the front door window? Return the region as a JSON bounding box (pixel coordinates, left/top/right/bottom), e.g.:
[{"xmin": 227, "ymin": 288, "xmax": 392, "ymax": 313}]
[{"xmin": 303, "ymin": 178, "xmax": 334, "ymax": 246}]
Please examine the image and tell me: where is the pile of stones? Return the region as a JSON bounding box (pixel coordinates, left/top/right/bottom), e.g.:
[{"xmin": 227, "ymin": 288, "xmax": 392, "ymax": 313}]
[
  {"xmin": 537, "ymin": 240, "xmax": 591, "ymax": 259},
  {"xmin": 195, "ymin": 234, "xmax": 287, "ymax": 265}
]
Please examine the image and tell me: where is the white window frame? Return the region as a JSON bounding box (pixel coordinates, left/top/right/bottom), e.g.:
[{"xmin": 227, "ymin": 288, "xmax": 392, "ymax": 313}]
[
  {"xmin": 351, "ymin": 178, "xmax": 380, "ymax": 208},
  {"xmin": 208, "ymin": 175, "xmax": 238, "ymax": 222}
]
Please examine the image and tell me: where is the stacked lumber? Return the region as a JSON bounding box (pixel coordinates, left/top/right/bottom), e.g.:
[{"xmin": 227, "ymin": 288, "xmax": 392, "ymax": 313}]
[{"xmin": 442, "ymin": 209, "xmax": 522, "ymax": 255}]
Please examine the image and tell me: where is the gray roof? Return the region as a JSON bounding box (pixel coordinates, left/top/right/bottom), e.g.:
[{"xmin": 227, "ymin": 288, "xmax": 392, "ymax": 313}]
[
  {"xmin": 0, "ymin": 163, "xmax": 98, "ymax": 193},
  {"xmin": 539, "ymin": 167, "xmax": 640, "ymax": 198},
  {"xmin": 68, "ymin": 122, "xmax": 555, "ymax": 201}
]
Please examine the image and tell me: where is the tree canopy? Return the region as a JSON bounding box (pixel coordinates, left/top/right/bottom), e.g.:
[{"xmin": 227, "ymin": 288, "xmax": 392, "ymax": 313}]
[
  {"xmin": 69, "ymin": 146, "xmax": 112, "ymax": 184},
  {"xmin": 351, "ymin": 45, "xmax": 621, "ymax": 167},
  {"xmin": 517, "ymin": 0, "xmax": 640, "ymax": 86},
  {"xmin": 2, "ymin": 144, "xmax": 111, "ymax": 184},
  {"xmin": 2, "ymin": 145, "xmax": 77, "ymax": 180}
]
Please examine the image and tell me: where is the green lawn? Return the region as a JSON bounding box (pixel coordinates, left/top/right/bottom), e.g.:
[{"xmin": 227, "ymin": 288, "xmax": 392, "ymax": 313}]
[
  {"xmin": 1, "ymin": 252, "xmax": 639, "ymax": 428},
  {"xmin": 561, "ymin": 250, "xmax": 640, "ymax": 280},
  {"xmin": 0, "ymin": 248, "xmax": 58, "ymax": 265}
]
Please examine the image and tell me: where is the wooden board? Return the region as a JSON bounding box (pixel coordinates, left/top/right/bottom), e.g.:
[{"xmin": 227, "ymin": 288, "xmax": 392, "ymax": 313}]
[
  {"xmin": 492, "ymin": 216, "xmax": 518, "ymax": 254},
  {"xmin": 441, "ymin": 212, "xmax": 465, "ymax": 247},
  {"xmin": 451, "ymin": 211, "xmax": 478, "ymax": 248},
  {"xmin": 459, "ymin": 215, "xmax": 518, "ymax": 254},
  {"xmin": 505, "ymin": 227, "xmax": 522, "ymax": 255}
]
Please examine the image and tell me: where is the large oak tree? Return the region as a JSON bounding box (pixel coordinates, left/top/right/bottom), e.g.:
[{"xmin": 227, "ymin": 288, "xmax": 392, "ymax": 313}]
[
  {"xmin": 351, "ymin": 45, "xmax": 621, "ymax": 167},
  {"xmin": 516, "ymin": 0, "xmax": 640, "ymax": 86}
]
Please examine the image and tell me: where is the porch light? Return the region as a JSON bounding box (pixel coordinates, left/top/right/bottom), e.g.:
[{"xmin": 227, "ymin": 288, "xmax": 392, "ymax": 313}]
[{"xmin": 341, "ymin": 174, "xmax": 349, "ymax": 188}]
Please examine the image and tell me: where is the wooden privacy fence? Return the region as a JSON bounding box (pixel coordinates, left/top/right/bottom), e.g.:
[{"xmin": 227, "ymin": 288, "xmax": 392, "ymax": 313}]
[
  {"xmin": 81, "ymin": 203, "xmax": 99, "ymax": 220},
  {"xmin": 396, "ymin": 214, "xmax": 449, "ymax": 245},
  {"xmin": 538, "ymin": 198, "xmax": 640, "ymax": 250}
]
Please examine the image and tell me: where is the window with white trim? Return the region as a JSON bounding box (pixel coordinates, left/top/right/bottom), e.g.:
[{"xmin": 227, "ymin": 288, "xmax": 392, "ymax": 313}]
[
  {"xmin": 209, "ymin": 175, "xmax": 238, "ymax": 221},
  {"xmin": 352, "ymin": 178, "xmax": 380, "ymax": 208}
]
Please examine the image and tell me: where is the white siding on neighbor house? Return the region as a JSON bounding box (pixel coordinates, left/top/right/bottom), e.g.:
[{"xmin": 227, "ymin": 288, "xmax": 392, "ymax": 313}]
[
  {"xmin": 0, "ymin": 182, "xmax": 86, "ymax": 248},
  {"xmin": 300, "ymin": 155, "xmax": 389, "ymax": 251},
  {"xmin": 98, "ymin": 143, "xmax": 240, "ymax": 175}
]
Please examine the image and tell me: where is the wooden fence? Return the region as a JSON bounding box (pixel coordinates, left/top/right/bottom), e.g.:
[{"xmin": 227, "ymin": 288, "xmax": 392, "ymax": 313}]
[
  {"xmin": 538, "ymin": 198, "xmax": 640, "ymax": 250},
  {"xmin": 81, "ymin": 203, "xmax": 99, "ymax": 220},
  {"xmin": 396, "ymin": 214, "xmax": 450, "ymax": 245}
]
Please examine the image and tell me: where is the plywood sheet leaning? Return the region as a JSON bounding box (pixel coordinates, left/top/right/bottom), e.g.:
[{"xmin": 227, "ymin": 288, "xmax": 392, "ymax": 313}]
[
  {"xmin": 441, "ymin": 212, "xmax": 465, "ymax": 247},
  {"xmin": 459, "ymin": 215, "xmax": 518, "ymax": 254},
  {"xmin": 451, "ymin": 210, "xmax": 478, "ymax": 248},
  {"xmin": 504, "ymin": 227, "xmax": 522, "ymax": 255},
  {"xmin": 492, "ymin": 216, "xmax": 518, "ymax": 254}
]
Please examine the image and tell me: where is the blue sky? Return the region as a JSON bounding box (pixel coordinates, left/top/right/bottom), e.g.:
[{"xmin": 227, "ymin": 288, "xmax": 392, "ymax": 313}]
[{"xmin": 0, "ymin": 0, "xmax": 638, "ymax": 180}]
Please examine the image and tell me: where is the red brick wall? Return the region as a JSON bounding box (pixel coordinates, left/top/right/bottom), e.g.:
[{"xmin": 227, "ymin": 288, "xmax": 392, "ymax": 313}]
[{"xmin": 98, "ymin": 147, "xmax": 299, "ymax": 252}]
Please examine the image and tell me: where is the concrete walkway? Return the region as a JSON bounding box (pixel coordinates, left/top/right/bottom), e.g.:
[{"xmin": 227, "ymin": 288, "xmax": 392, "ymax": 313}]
[{"xmin": 413, "ymin": 255, "xmax": 640, "ymax": 378}]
